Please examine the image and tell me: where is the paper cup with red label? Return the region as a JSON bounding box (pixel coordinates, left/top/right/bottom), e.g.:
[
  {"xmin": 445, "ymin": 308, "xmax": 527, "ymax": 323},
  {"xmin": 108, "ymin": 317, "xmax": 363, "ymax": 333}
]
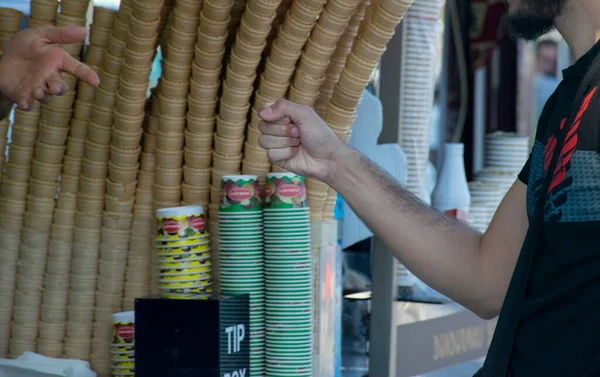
[
  {"xmin": 219, "ymin": 175, "xmax": 262, "ymax": 212},
  {"xmin": 112, "ymin": 311, "xmax": 135, "ymax": 345},
  {"xmin": 264, "ymin": 173, "xmax": 308, "ymax": 209},
  {"xmin": 156, "ymin": 206, "xmax": 208, "ymax": 240}
]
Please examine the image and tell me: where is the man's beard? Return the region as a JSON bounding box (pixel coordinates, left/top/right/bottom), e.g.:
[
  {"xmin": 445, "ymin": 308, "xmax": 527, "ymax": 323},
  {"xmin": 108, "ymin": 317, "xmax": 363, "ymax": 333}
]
[{"xmin": 503, "ymin": 0, "xmax": 567, "ymax": 41}]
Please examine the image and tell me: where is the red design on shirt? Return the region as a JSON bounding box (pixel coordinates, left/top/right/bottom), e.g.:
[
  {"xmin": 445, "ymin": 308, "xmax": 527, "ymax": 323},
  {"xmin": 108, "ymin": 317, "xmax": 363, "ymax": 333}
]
[{"xmin": 544, "ymin": 87, "xmax": 597, "ymax": 194}]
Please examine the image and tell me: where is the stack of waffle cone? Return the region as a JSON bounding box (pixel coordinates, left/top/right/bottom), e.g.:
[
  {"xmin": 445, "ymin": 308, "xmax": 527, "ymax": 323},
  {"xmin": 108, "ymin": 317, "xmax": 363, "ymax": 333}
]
[
  {"xmin": 8, "ymin": 0, "xmax": 88, "ymax": 356},
  {"xmin": 28, "ymin": 0, "xmax": 59, "ymax": 26},
  {"xmin": 154, "ymin": 0, "xmax": 202, "ymax": 211},
  {"xmin": 0, "ymin": 7, "xmax": 23, "ymax": 53},
  {"xmin": 290, "ymin": 0, "xmax": 360, "ymax": 109},
  {"xmin": 0, "ymin": 104, "xmax": 41, "ymax": 358},
  {"xmin": 250, "ymin": 0, "xmax": 325, "ymax": 175},
  {"xmin": 141, "ymin": 96, "xmax": 161, "ymax": 296},
  {"xmin": 157, "ymin": 0, "xmax": 174, "ymax": 49},
  {"xmin": 88, "ymin": 1, "xmax": 162, "ymax": 373},
  {"xmin": 0, "ymin": 9, "xmax": 23, "ymax": 198},
  {"xmin": 122, "ymin": 106, "xmax": 157, "ymax": 306},
  {"xmin": 57, "ymin": 4, "xmax": 132, "ymax": 369},
  {"xmin": 184, "ymin": 0, "xmax": 232, "ymax": 226},
  {"xmin": 36, "ymin": 7, "xmax": 117, "ymax": 359},
  {"xmin": 241, "ymin": 0, "xmax": 322, "ymax": 193},
  {"xmin": 315, "ymin": 0, "xmax": 368, "ymax": 115},
  {"xmin": 318, "ymin": 0, "xmax": 412, "ymax": 219}
]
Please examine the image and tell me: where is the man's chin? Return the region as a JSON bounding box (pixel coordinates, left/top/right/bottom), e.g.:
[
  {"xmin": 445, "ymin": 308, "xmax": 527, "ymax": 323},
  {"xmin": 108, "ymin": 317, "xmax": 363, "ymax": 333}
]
[{"xmin": 503, "ymin": 14, "xmax": 555, "ymax": 41}]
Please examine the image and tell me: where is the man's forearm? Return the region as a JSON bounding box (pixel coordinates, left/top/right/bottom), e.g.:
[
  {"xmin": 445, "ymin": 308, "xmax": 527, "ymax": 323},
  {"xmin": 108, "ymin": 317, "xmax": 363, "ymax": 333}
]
[{"xmin": 325, "ymin": 146, "xmax": 498, "ymax": 316}]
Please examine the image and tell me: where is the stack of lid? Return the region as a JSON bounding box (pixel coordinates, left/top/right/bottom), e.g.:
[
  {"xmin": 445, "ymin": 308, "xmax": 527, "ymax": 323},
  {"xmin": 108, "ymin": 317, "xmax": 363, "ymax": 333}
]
[
  {"xmin": 111, "ymin": 311, "xmax": 136, "ymax": 377},
  {"xmin": 484, "ymin": 132, "xmax": 530, "ymax": 174},
  {"xmin": 263, "ymin": 172, "xmax": 312, "ymax": 377},
  {"xmin": 218, "ymin": 175, "xmax": 265, "ymax": 376},
  {"xmin": 156, "ymin": 206, "xmax": 213, "ymax": 300},
  {"xmin": 468, "ymin": 181, "xmax": 503, "ymax": 232},
  {"xmin": 476, "ymin": 168, "xmax": 518, "ymax": 198},
  {"xmin": 397, "ymin": 0, "xmax": 444, "ymax": 197}
]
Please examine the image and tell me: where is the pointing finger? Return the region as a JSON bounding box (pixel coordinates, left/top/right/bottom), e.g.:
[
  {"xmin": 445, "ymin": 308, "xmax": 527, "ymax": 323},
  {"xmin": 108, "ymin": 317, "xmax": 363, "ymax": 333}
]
[
  {"xmin": 61, "ymin": 53, "xmax": 99, "ymax": 86},
  {"xmin": 41, "ymin": 25, "xmax": 88, "ymax": 45}
]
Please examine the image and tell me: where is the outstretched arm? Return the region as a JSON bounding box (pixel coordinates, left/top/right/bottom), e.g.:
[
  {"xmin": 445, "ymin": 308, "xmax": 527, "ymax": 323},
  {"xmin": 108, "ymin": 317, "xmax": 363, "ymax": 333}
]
[{"xmin": 259, "ymin": 100, "xmax": 529, "ymax": 319}]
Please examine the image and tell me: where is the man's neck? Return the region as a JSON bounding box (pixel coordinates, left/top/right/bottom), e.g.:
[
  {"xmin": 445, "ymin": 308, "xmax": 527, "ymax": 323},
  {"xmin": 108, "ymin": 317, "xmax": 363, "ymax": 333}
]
[{"xmin": 555, "ymin": 0, "xmax": 600, "ymax": 59}]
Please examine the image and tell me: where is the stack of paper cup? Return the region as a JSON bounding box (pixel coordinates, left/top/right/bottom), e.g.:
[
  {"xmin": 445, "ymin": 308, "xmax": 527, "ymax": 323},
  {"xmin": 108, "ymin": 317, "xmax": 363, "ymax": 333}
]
[
  {"xmin": 111, "ymin": 311, "xmax": 136, "ymax": 377},
  {"xmin": 156, "ymin": 206, "xmax": 213, "ymax": 300},
  {"xmin": 468, "ymin": 181, "xmax": 503, "ymax": 232},
  {"xmin": 263, "ymin": 172, "xmax": 312, "ymax": 377},
  {"xmin": 484, "ymin": 132, "xmax": 530, "ymax": 174},
  {"xmin": 218, "ymin": 174, "xmax": 264, "ymax": 376},
  {"xmin": 0, "ymin": 7, "xmax": 22, "ymax": 58},
  {"xmin": 315, "ymin": 0, "xmax": 369, "ymax": 115}
]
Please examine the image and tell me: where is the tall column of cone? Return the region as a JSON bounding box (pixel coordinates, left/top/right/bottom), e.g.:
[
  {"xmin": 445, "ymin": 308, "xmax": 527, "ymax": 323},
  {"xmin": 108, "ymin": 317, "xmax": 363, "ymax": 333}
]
[
  {"xmin": 37, "ymin": 6, "xmax": 117, "ymax": 360},
  {"xmin": 154, "ymin": 0, "xmax": 202, "ymax": 212},
  {"xmin": 7, "ymin": 2, "xmax": 87, "ymax": 358},
  {"xmin": 287, "ymin": 0, "xmax": 362, "ymax": 222},
  {"xmin": 289, "ymin": 0, "xmax": 359, "ymax": 107},
  {"xmin": 145, "ymin": 94, "xmax": 162, "ymax": 296},
  {"xmin": 0, "ymin": 8, "xmax": 23, "ymax": 186},
  {"xmin": 89, "ymin": 1, "xmax": 162, "ymax": 374},
  {"xmin": 318, "ymin": 0, "xmax": 413, "ymax": 220},
  {"xmin": 0, "ymin": 104, "xmax": 43, "ymax": 358},
  {"xmin": 124, "ymin": 102, "xmax": 158, "ymax": 307},
  {"xmin": 244, "ymin": 0, "xmax": 325, "ymax": 185},
  {"xmin": 28, "ymin": 0, "xmax": 58, "ymax": 26},
  {"xmin": 0, "ymin": 9, "xmax": 23, "ymax": 349},
  {"xmin": 315, "ymin": 0, "xmax": 369, "ymax": 115},
  {"xmin": 188, "ymin": 0, "xmax": 233, "ymax": 227},
  {"xmin": 157, "ymin": 0, "xmax": 174, "ymax": 49},
  {"xmin": 62, "ymin": 2, "xmax": 131, "ymax": 368},
  {"xmin": 229, "ymin": 0, "xmax": 246, "ymax": 48}
]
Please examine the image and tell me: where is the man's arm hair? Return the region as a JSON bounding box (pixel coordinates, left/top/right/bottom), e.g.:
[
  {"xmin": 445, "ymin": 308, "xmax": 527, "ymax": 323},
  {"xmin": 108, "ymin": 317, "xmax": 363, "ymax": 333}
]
[{"xmin": 326, "ymin": 147, "xmax": 528, "ymax": 318}]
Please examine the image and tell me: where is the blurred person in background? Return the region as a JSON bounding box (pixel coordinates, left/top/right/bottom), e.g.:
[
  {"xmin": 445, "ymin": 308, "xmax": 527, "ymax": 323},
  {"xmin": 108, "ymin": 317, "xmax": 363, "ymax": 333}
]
[
  {"xmin": 259, "ymin": 0, "xmax": 600, "ymax": 375},
  {"xmin": 534, "ymin": 39, "xmax": 561, "ymax": 119},
  {"xmin": 0, "ymin": 25, "xmax": 98, "ymax": 118}
]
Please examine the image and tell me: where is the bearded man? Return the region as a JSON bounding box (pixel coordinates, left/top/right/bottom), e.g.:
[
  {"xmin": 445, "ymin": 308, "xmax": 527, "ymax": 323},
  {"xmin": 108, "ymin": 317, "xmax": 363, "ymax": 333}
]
[{"xmin": 258, "ymin": 0, "xmax": 600, "ymax": 375}]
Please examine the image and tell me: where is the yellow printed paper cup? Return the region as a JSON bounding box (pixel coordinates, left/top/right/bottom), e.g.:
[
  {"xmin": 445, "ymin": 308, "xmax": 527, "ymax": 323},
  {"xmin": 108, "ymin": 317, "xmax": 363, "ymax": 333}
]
[
  {"xmin": 112, "ymin": 311, "xmax": 135, "ymax": 346},
  {"xmin": 156, "ymin": 206, "xmax": 207, "ymax": 240}
]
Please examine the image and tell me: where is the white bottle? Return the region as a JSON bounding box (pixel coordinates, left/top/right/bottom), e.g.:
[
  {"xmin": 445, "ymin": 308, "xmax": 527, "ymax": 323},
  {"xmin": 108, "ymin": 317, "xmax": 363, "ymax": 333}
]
[{"xmin": 432, "ymin": 143, "xmax": 470, "ymax": 221}]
